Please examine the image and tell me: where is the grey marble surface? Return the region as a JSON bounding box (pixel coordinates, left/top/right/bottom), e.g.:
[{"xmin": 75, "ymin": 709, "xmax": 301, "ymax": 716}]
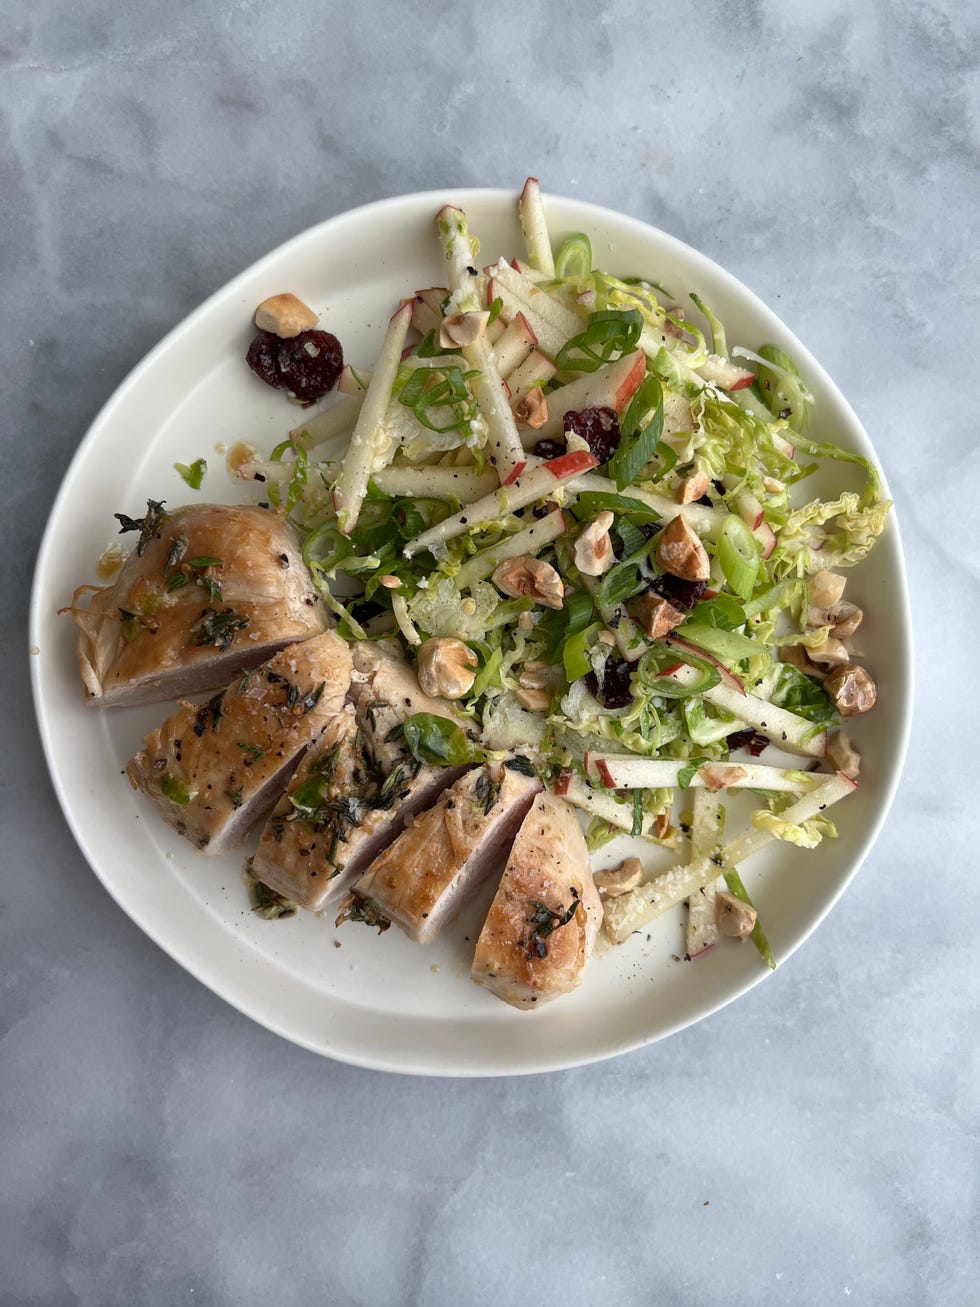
[{"xmin": 3, "ymin": 1, "xmax": 977, "ymax": 1303}]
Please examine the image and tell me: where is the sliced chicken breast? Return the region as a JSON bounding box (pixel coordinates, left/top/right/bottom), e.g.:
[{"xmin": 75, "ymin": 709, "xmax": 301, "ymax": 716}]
[
  {"xmin": 250, "ymin": 642, "xmax": 471, "ymax": 911},
  {"xmin": 353, "ymin": 761, "xmax": 542, "ymax": 943},
  {"xmin": 125, "ymin": 629, "xmax": 351, "ymax": 855},
  {"xmin": 472, "ymin": 792, "xmax": 603, "ymax": 1009},
  {"xmin": 348, "ymin": 640, "xmax": 474, "ymax": 769},
  {"xmin": 70, "ymin": 503, "xmax": 325, "ymax": 707}
]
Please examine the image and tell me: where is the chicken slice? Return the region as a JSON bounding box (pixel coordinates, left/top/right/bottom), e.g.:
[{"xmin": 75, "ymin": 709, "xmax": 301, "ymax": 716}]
[
  {"xmin": 348, "ymin": 640, "xmax": 474, "ymax": 769},
  {"xmin": 353, "ymin": 761, "xmax": 542, "ymax": 943},
  {"xmin": 472, "ymin": 792, "xmax": 603, "ymax": 1009},
  {"xmin": 250, "ymin": 642, "xmax": 472, "ymax": 911},
  {"xmin": 125, "ymin": 629, "xmax": 351, "ymax": 855},
  {"xmin": 70, "ymin": 503, "xmax": 325, "ymax": 707}
]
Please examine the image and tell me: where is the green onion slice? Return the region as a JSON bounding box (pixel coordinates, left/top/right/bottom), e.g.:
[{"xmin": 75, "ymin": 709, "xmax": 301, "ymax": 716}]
[
  {"xmin": 554, "ymin": 309, "xmax": 643, "ymax": 373},
  {"xmin": 717, "ymin": 514, "xmax": 761, "ymax": 601},
  {"xmin": 636, "ymin": 645, "xmax": 721, "ymax": 699},
  {"xmin": 554, "ymin": 232, "xmax": 592, "ymax": 281}
]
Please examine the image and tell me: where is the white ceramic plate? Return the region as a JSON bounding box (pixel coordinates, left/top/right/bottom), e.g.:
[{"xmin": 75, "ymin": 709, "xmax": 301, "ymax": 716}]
[{"xmin": 30, "ymin": 190, "xmax": 912, "ymax": 1076}]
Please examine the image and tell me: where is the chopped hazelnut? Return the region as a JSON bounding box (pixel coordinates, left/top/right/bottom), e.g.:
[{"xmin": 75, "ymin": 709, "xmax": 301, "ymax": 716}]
[
  {"xmin": 807, "ymin": 636, "xmax": 851, "ymax": 671},
  {"xmin": 492, "ymin": 556, "xmax": 564, "ymax": 609},
  {"xmin": 377, "ymin": 574, "xmax": 403, "ymax": 589},
  {"xmin": 593, "ymin": 856, "xmax": 644, "ymax": 896},
  {"xmin": 825, "ymin": 664, "xmax": 877, "ymax": 717},
  {"xmin": 518, "ymin": 660, "xmax": 551, "ymax": 690},
  {"xmin": 826, "ymin": 730, "xmax": 861, "ymax": 779},
  {"xmin": 808, "ymin": 570, "xmax": 847, "ymax": 609},
  {"xmin": 513, "ymin": 388, "xmax": 548, "ymax": 428},
  {"xmin": 254, "ymin": 293, "xmax": 319, "ymax": 338},
  {"xmin": 655, "ymin": 515, "xmax": 711, "ymax": 582},
  {"xmin": 573, "ymin": 511, "xmax": 615, "ymax": 576},
  {"xmin": 438, "ymin": 310, "xmax": 490, "ymax": 349},
  {"xmin": 676, "ymin": 472, "xmax": 710, "ymax": 505},
  {"xmin": 807, "ymin": 599, "xmax": 863, "ymax": 642},
  {"xmin": 716, "ymin": 892, "xmax": 757, "ymax": 938},
  {"xmin": 632, "ymin": 590, "xmax": 685, "ymax": 639},
  {"xmin": 416, "ymin": 637, "xmax": 478, "ymax": 700},
  {"xmin": 698, "ymin": 763, "xmax": 749, "ymax": 793},
  {"xmin": 515, "ymin": 684, "xmax": 552, "ymax": 712}
]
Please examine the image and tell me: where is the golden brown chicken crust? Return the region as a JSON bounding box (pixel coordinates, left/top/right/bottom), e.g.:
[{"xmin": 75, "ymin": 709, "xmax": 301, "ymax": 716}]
[
  {"xmin": 71, "ymin": 504, "xmax": 325, "ymax": 706},
  {"xmin": 355, "ymin": 763, "xmax": 541, "ymax": 941},
  {"xmin": 125, "ymin": 630, "xmax": 351, "ymax": 854},
  {"xmin": 472, "ymin": 792, "xmax": 602, "ymax": 1008}
]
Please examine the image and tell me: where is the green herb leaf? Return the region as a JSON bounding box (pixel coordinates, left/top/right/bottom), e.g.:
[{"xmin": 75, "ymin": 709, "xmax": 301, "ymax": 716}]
[
  {"xmin": 161, "ymin": 773, "xmax": 193, "ymax": 805},
  {"xmin": 402, "ymin": 714, "xmax": 484, "ymax": 767},
  {"xmin": 189, "ymin": 608, "xmax": 248, "ymax": 652},
  {"xmin": 569, "ymin": 490, "xmax": 660, "ymax": 526},
  {"xmin": 526, "ymin": 888, "xmax": 581, "ymax": 957},
  {"xmin": 174, "ymin": 458, "xmax": 207, "ymax": 490},
  {"xmin": 114, "ymin": 500, "xmax": 168, "ymax": 556}
]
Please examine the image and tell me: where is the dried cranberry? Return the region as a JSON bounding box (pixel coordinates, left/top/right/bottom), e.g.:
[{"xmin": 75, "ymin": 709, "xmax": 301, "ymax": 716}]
[
  {"xmin": 246, "ymin": 329, "xmax": 344, "ymax": 406},
  {"xmin": 563, "ymin": 406, "xmax": 621, "ymax": 464},
  {"xmin": 647, "ymin": 574, "xmax": 708, "ymax": 611},
  {"xmin": 726, "ymin": 729, "xmax": 769, "ymax": 756},
  {"xmin": 533, "ymin": 438, "xmax": 565, "ymax": 460},
  {"xmin": 585, "ymin": 657, "xmax": 634, "ymax": 709}
]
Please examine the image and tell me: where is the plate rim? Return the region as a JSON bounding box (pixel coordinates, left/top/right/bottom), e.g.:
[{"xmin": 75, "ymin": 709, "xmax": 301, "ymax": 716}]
[{"xmin": 29, "ymin": 187, "xmax": 914, "ymax": 1075}]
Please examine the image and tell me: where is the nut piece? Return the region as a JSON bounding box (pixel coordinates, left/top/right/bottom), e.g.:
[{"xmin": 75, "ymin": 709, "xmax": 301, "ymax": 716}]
[
  {"xmin": 825, "ymin": 664, "xmax": 877, "ymax": 717},
  {"xmin": 377, "ymin": 574, "xmax": 403, "ymax": 589},
  {"xmin": 416, "ymin": 637, "xmax": 478, "ymax": 700},
  {"xmin": 806, "ymin": 636, "xmax": 851, "ymax": 671},
  {"xmin": 574, "ymin": 511, "xmax": 616, "ymax": 576},
  {"xmin": 515, "ymin": 684, "xmax": 551, "ymax": 712},
  {"xmin": 826, "ymin": 730, "xmax": 861, "ymax": 779},
  {"xmin": 716, "ymin": 891, "xmax": 757, "ymax": 938},
  {"xmin": 438, "ymin": 310, "xmax": 490, "ymax": 349},
  {"xmin": 593, "ymin": 856, "xmax": 644, "ymax": 897},
  {"xmin": 254, "ymin": 293, "xmax": 319, "ymax": 338},
  {"xmin": 513, "ymin": 387, "xmax": 549, "ymax": 428},
  {"xmin": 698, "ymin": 763, "xmax": 749, "ymax": 793},
  {"xmin": 655, "ymin": 515, "xmax": 711, "ymax": 582},
  {"xmin": 807, "ymin": 598, "xmax": 863, "ymax": 643},
  {"xmin": 632, "ymin": 590, "xmax": 685, "ymax": 639},
  {"xmin": 492, "ymin": 556, "xmax": 564, "ymax": 609},
  {"xmin": 809, "ymin": 569, "xmax": 847, "ymax": 609},
  {"xmin": 676, "ymin": 471, "xmax": 710, "ymax": 505}
]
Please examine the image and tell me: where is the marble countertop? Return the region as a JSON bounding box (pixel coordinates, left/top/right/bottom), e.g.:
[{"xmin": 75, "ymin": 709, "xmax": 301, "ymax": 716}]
[{"xmin": 3, "ymin": 2, "xmax": 977, "ymax": 1303}]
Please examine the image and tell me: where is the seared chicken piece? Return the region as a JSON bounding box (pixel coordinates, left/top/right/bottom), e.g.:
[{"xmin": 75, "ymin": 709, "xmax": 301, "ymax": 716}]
[
  {"xmin": 472, "ymin": 792, "xmax": 603, "ymax": 1009},
  {"xmin": 70, "ymin": 503, "xmax": 325, "ymax": 706},
  {"xmin": 125, "ymin": 630, "xmax": 351, "ymax": 854},
  {"xmin": 354, "ymin": 761, "xmax": 542, "ymax": 943},
  {"xmin": 250, "ymin": 642, "xmax": 471, "ymax": 911},
  {"xmin": 348, "ymin": 640, "xmax": 475, "ymax": 768}
]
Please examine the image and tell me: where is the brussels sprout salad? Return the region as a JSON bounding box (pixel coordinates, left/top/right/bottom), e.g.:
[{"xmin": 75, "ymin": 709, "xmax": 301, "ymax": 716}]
[{"xmin": 236, "ymin": 179, "xmax": 890, "ymax": 968}]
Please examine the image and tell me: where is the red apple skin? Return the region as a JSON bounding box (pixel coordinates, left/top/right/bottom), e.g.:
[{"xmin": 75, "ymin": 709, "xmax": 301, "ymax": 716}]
[
  {"xmin": 501, "ymin": 461, "xmax": 528, "ymax": 486},
  {"xmin": 753, "ymin": 522, "xmax": 777, "ymax": 559},
  {"xmin": 736, "ymin": 492, "xmax": 765, "ymax": 530},
  {"xmin": 554, "ymin": 770, "xmax": 572, "ymax": 796},
  {"xmin": 543, "ymin": 450, "xmax": 599, "ymax": 479}
]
